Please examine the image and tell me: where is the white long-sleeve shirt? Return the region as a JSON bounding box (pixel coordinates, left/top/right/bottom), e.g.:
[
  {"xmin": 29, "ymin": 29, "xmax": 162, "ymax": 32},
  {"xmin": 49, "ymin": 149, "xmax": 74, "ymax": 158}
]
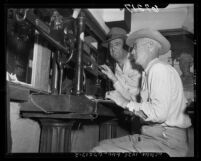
[
  {"xmin": 113, "ymin": 55, "xmax": 141, "ymax": 101},
  {"xmin": 126, "ymin": 58, "xmax": 191, "ymax": 128}
]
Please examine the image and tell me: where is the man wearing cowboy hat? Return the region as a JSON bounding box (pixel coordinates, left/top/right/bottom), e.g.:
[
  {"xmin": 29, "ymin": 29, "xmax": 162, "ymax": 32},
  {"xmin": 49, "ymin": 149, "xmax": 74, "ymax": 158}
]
[
  {"xmin": 100, "ymin": 27, "xmax": 143, "ymax": 103},
  {"xmin": 91, "ymin": 28, "xmax": 191, "ymax": 157},
  {"xmin": 178, "ymin": 53, "xmax": 194, "ymax": 105}
]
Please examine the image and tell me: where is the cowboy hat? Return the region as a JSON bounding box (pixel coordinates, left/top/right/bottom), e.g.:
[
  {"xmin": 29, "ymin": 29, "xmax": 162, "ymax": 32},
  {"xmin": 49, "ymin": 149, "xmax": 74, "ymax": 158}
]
[
  {"xmin": 102, "ymin": 27, "xmax": 127, "ymax": 48},
  {"xmin": 126, "ymin": 28, "xmax": 171, "ymax": 55}
]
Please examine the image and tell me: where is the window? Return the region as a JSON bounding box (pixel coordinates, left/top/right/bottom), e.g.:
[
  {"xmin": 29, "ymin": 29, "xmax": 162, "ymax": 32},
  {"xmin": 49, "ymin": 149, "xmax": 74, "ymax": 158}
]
[{"xmin": 7, "ymin": 8, "xmax": 52, "ymax": 92}]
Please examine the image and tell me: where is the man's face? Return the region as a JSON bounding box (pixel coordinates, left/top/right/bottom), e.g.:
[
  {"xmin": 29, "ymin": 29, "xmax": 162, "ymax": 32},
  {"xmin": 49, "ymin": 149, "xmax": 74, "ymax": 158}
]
[
  {"xmin": 131, "ymin": 38, "xmax": 149, "ymax": 67},
  {"xmin": 109, "ymin": 38, "xmax": 125, "ymax": 61},
  {"xmin": 179, "ymin": 59, "xmax": 191, "ymax": 75}
]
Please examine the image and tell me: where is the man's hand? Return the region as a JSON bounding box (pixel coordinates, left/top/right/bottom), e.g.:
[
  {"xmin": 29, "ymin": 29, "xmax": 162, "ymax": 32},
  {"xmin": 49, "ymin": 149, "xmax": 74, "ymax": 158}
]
[
  {"xmin": 124, "ymin": 108, "xmax": 134, "ymax": 116},
  {"xmin": 124, "ymin": 106, "xmax": 147, "ymax": 119},
  {"xmin": 100, "ymin": 64, "xmax": 117, "ymax": 83},
  {"xmin": 105, "ymin": 90, "xmax": 129, "ymax": 108},
  {"xmin": 135, "ymin": 110, "xmax": 148, "ymax": 120}
]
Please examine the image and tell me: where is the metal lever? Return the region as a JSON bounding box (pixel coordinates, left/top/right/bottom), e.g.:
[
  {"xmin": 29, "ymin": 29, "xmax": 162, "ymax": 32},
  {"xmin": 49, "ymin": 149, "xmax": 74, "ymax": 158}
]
[{"xmin": 57, "ymin": 50, "xmax": 73, "ymax": 94}]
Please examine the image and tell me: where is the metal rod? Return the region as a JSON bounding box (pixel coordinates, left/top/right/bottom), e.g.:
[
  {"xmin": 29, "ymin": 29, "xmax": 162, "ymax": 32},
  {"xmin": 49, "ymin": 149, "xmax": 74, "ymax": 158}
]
[
  {"xmin": 51, "ymin": 51, "xmax": 59, "ymax": 94},
  {"xmin": 72, "ymin": 12, "xmax": 85, "ymax": 95},
  {"xmin": 58, "ymin": 68, "xmax": 63, "ymax": 94}
]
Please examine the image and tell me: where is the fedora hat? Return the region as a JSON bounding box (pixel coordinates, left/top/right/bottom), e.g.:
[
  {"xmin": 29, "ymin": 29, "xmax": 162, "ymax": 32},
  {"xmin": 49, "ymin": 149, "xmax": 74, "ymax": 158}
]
[
  {"xmin": 102, "ymin": 27, "xmax": 127, "ymax": 48},
  {"xmin": 126, "ymin": 28, "xmax": 171, "ymax": 55}
]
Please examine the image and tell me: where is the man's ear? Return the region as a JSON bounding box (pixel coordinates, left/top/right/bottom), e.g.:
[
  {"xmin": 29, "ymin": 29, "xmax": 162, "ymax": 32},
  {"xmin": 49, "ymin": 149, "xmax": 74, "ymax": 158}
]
[{"xmin": 146, "ymin": 41, "xmax": 155, "ymax": 52}]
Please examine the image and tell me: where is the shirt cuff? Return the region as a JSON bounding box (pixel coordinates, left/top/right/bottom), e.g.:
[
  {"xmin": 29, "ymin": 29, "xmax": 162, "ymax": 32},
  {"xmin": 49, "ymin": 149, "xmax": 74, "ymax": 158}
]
[{"xmin": 126, "ymin": 101, "xmax": 141, "ymax": 112}]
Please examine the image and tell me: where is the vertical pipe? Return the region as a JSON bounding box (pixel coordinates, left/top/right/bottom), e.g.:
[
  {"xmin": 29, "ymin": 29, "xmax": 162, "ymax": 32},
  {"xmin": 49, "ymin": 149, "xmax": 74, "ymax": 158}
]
[
  {"xmin": 72, "ymin": 12, "xmax": 85, "ymax": 95},
  {"xmin": 51, "ymin": 51, "xmax": 59, "ymax": 94},
  {"xmin": 58, "ymin": 67, "xmax": 63, "ymax": 94},
  {"xmin": 56, "ymin": 50, "xmax": 63, "ymax": 95}
]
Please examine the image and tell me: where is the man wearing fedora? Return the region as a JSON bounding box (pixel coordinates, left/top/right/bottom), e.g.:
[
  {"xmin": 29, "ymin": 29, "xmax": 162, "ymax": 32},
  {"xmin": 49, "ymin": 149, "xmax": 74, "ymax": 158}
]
[
  {"xmin": 100, "ymin": 27, "xmax": 143, "ymax": 103},
  {"xmin": 91, "ymin": 28, "xmax": 191, "ymax": 157}
]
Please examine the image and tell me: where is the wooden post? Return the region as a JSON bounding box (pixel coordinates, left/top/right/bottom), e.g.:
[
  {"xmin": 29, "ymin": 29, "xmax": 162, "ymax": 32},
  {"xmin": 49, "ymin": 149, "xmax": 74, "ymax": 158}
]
[
  {"xmin": 39, "ymin": 119, "xmax": 74, "ymax": 152},
  {"xmin": 72, "ymin": 11, "xmax": 86, "ymax": 95},
  {"xmin": 31, "ymin": 31, "xmax": 51, "ymax": 92},
  {"xmin": 6, "ymin": 82, "xmax": 12, "ymax": 153},
  {"xmin": 99, "ymin": 120, "xmax": 117, "ymax": 141}
]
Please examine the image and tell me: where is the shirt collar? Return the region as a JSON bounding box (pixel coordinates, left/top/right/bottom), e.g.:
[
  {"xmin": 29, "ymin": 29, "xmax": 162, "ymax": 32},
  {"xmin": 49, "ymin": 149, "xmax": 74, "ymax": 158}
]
[{"xmin": 145, "ymin": 58, "xmax": 159, "ymax": 74}]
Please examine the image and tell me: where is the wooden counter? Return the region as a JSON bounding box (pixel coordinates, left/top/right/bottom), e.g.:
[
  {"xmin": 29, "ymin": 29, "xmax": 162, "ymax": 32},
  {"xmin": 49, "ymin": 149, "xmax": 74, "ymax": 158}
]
[{"xmin": 7, "ymin": 81, "xmax": 127, "ymax": 152}]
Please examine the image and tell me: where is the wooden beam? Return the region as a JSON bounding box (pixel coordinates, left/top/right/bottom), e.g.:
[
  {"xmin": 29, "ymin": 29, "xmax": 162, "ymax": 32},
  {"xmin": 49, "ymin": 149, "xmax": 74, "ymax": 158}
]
[
  {"xmin": 83, "ymin": 9, "xmax": 107, "ymax": 42},
  {"xmin": 160, "ymin": 28, "xmax": 193, "ymax": 38},
  {"xmin": 6, "ymin": 82, "xmax": 12, "ymax": 153},
  {"xmin": 9, "ymin": 82, "xmax": 30, "ymax": 102},
  {"xmin": 21, "ymin": 112, "xmax": 94, "ymax": 119},
  {"xmin": 8, "ymin": 81, "xmax": 49, "ymax": 102},
  {"xmin": 31, "ymin": 32, "xmax": 51, "ymax": 92},
  {"xmin": 20, "ymin": 94, "xmax": 96, "ymax": 114}
]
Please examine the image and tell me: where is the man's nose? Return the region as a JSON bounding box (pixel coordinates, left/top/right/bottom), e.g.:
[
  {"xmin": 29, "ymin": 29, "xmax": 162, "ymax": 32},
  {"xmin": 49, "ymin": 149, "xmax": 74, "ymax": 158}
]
[{"xmin": 131, "ymin": 49, "xmax": 135, "ymax": 56}]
